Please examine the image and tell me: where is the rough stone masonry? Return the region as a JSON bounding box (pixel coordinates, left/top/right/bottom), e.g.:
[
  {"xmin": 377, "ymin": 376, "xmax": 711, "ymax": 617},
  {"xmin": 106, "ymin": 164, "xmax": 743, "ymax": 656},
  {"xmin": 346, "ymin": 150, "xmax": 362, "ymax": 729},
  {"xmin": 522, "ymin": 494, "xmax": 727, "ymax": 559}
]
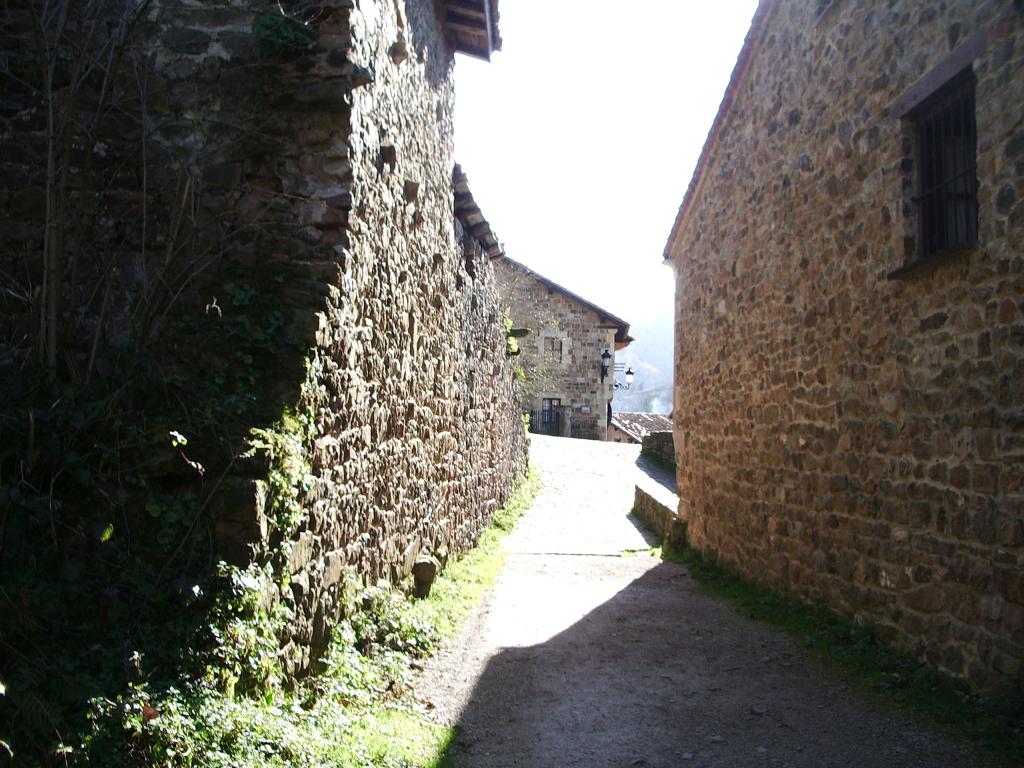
[
  {"xmin": 0, "ymin": 0, "xmax": 525, "ymax": 676},
  {"xmin": 666, "ymin": 0, "xmax": 1023, "ymax": 691}
]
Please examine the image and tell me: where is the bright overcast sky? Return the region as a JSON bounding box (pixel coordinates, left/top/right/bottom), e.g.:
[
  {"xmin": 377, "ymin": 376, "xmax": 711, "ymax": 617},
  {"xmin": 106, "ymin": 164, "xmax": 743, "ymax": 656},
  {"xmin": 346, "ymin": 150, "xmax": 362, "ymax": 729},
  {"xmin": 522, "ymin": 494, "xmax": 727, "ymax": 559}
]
[{"xmin": 453, "ymin": 0, "xmax": 759, "ymax": 330}]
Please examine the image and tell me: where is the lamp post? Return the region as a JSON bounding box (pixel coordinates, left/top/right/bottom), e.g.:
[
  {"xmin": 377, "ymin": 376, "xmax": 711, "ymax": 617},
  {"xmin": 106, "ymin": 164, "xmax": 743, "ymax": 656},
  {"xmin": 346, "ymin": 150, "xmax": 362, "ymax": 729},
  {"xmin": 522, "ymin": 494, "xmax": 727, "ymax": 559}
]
[
  {"xmin": 600, "ymin": 348, "xmax": 612, "ymax": 382},
  {"xmin": 613, "ymin": 366, "xmax": 635, "ymax": 390}
]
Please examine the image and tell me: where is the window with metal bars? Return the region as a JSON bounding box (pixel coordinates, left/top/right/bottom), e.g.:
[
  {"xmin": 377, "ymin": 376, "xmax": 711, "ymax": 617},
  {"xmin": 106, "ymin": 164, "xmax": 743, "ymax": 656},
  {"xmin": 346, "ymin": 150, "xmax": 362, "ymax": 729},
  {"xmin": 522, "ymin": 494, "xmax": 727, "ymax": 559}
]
[{"xmin": 911, "ymin": 69, "xmax": 978, "ymax": 260}]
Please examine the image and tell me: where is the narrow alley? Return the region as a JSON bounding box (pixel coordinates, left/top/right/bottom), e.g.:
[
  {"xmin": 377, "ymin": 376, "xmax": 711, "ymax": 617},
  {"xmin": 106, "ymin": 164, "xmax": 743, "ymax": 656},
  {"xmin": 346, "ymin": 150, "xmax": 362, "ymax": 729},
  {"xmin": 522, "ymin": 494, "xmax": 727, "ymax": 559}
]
[
  {"xmin": 2, "ymin": 0, "xmax": 1021, "ymax": 763},
  {"xmin": 418, "ymin": 435, "xmax": 994, "ymax": 768}
]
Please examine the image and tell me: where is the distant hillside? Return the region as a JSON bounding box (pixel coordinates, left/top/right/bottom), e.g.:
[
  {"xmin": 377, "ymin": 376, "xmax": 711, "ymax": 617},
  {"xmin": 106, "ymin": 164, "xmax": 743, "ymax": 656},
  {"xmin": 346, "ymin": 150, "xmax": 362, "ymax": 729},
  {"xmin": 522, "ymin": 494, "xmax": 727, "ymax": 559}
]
[
  {"xmin": 612, "ymin": 385, "xmax": 672, "ymax": 414},
  {"xmin": 613, "ymin": 320, "xmax": 673, "ymax": 414}
]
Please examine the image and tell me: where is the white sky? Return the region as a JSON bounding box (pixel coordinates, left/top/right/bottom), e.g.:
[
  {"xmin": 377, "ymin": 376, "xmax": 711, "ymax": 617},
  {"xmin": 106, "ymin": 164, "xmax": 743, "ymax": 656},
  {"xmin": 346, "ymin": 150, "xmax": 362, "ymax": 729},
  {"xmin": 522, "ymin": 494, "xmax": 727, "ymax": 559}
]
[{"xmin": 453, "ymin": 0, "xmax": 759, "ymax": 330}]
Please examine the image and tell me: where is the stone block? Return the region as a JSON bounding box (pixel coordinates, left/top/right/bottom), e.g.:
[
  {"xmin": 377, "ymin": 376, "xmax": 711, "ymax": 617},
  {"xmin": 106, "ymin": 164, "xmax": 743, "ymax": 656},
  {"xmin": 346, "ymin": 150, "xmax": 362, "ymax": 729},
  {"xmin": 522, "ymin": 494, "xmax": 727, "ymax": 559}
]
[
  {"xmin": 323, "ymin": 552, "xmax": 345, "ymax": 587},
  {"xmin": 209, "ymin": 478, "xmax": 267, "ymax": 533},
  {"xmin": 290, "ymin": 532, "xmax": 315, "ymax": 574},
  {"xmin": 411, "ymin": 555, "xmax": 438, "ymax": 599},
  {"xmin": 162, "ymin": 27, "xmax": 211, "ymax": 55}
]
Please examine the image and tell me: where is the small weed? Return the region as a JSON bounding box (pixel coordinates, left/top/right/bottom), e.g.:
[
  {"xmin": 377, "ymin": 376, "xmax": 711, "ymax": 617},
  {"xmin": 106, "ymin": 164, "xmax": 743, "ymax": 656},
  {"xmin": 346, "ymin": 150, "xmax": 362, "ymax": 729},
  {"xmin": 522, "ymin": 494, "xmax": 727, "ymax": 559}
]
[{"xmin": 619, "ymin": 547, "xmax": 657, "ymax": 558}]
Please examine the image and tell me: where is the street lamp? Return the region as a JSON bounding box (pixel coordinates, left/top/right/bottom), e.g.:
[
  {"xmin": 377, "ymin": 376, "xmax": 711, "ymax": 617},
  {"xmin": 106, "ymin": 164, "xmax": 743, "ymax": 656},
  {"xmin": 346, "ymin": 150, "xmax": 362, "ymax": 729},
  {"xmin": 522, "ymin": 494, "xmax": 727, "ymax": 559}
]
[
  {"xmin": 614, "ymin": 366, "xmax": 635, "ymax": 390},
  {"xmin": 600, "ymin": 348, "xmax": 612, "ymax": 382}
]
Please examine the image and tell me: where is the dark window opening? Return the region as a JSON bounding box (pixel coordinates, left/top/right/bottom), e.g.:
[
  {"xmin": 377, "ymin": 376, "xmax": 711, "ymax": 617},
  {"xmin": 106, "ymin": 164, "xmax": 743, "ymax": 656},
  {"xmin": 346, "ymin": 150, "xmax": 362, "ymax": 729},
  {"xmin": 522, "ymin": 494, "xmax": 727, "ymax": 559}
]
[
  {"xmin": 912, "ymin": 69, "xmax": 978, "ymax": 260},
  {"xmin": 539, "ymin": 398, "xmax": 561, "ymax": 436}
]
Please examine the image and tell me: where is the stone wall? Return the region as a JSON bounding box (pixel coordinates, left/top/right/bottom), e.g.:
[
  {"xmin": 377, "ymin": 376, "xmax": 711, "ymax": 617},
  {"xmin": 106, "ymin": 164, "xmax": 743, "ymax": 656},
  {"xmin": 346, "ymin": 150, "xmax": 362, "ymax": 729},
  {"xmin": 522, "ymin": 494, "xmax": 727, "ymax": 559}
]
[
  {"xmin": 494, "ymin": 259, "xmax": 619, "ymax": 441},
  {"xmin": 633, "ymin": 485, "xmax": 686, "ymax": 550},
  {"xmin": 641, "ymin": 431, "xmax": 675, "ymax": 469},
  {"xmin": 608, "ymin": 424, "xmax": 640, "ymax": 444},
  {"xmin": 667, "ymin": 0, "xmax": 1023, "ymax": 691},
  {"xmin": 0, "ymin": 0, "xmax": 526, "ymax": 677},
  {"xmin": 268, "ymin": 0, "xmax": 529, "ymax": 671}
]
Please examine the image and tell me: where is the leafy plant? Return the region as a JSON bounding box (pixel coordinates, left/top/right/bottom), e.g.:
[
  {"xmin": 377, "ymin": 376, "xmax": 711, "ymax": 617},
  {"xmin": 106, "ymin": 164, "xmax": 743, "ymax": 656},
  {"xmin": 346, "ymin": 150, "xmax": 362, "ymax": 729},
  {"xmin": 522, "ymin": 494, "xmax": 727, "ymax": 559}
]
[
  {"xmin": 254, "ymin": 13, "xmax": 317, "ymax": 59},
  {"xmin": 246, "ymin": 407, "xmax": 316, "ymax": 536},
  {"xmin": 68, "ymin": 470, "xmax": 538, "ymax": 767},
  {"xmin": 502, "ymin": 317, "xmax": 527, "ymax": 358}
]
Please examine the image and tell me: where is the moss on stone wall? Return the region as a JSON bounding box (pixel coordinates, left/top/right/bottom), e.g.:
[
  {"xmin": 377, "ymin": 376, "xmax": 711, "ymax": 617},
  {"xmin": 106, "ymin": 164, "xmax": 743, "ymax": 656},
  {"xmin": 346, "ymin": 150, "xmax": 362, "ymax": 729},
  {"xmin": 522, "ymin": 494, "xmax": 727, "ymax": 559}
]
[{"xmin": 0, "ymin": 0, "xmax": 527, "ymax": 759}]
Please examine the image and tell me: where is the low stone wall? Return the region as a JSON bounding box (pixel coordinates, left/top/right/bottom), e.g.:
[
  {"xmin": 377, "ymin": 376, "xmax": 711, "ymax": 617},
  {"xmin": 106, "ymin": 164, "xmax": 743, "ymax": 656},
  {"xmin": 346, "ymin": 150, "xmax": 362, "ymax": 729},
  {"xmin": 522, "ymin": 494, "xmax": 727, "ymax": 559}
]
[
  {"xmin": 633, "ymin": 485, "xmax": 686, "ymax": 549},
  {"xmin": 640, "ymin": 431, "xmax": 675, "ymax": 468}
]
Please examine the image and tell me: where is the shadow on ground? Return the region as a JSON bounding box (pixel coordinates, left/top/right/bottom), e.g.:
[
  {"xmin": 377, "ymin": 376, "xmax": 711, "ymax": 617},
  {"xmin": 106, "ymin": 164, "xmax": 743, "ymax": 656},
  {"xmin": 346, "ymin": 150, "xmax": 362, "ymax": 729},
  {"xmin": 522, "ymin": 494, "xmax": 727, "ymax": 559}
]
[
  {"xmin": 625, "ymin": 510, "xmax": 663, "ymax": 548},
  {"xmin": 633, "ymin": 454, "xmax": 677, "ymax": 494},
  {"xmin": 436, "ymin": 550, "xmax": 994, "ymax": 768}
]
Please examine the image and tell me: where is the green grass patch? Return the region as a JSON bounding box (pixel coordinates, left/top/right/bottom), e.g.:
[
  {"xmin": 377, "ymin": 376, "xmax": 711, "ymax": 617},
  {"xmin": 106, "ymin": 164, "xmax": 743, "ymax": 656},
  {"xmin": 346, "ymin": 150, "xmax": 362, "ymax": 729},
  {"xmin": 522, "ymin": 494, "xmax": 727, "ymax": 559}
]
[
  {"xmin": 60, "ymin": 471, "xmax": 539, "ymax": 767},
  {"xmin": 651, "ymin": 537, "xmax": 1024, "ymax": 764},
  {"xmin": 334, "ymin": 708, "xmax": 455, "ymax": 768},
  {"xmin": 619, "ymin": 547, "xmax": 658, "ymax": 558},
  {"xmin": 410, "ymin": 470, "xmax": 540, "ymax": 640}
]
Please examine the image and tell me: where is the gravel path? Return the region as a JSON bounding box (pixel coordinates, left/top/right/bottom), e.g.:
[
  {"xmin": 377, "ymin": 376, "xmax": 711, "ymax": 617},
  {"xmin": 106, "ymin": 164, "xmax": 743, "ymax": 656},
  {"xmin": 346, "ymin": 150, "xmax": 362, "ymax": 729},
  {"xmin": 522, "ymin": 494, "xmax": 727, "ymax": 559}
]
[{"xmin": 415, "ymin": 434, "xmax": 994, "ymax": 768}]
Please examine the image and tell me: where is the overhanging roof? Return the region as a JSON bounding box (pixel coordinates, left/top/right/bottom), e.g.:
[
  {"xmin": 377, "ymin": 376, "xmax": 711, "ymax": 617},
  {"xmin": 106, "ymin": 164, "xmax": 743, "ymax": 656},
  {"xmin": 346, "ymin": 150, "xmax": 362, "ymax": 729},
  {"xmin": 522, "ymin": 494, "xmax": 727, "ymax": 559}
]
[
  {"xmin": 662, "ymin": 0, "xmax": 773, "ymax": 262},
  {"xmin": 453, "ymin": 164, "xmax": 504, "ymax": 258},
  {"xmin": 442, "ymin": 0, "xmax": 502, "ymax": 61},
  {"xmin": 610, "ymin": 412, "xmax": 672, "ymax": 442},
  {"xmin": 497, "ymin": 256, "xmax": 633, "ymax": 347}
]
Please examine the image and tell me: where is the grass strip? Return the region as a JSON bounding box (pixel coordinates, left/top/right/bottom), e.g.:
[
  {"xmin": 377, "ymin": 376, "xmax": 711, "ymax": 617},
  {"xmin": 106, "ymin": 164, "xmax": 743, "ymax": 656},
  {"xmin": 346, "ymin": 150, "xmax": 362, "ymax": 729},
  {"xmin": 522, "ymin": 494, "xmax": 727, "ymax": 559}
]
[
  {"xmin": 73, "ymin": 470, "xmax": 540, "ymax": 768},
  {"xmin": 411, "ymin": 468, "xmax": 541, "ymax": 641},
  {"xmin": 632, "ymin": 510, "xmax": 1023, "ymax": 765}
]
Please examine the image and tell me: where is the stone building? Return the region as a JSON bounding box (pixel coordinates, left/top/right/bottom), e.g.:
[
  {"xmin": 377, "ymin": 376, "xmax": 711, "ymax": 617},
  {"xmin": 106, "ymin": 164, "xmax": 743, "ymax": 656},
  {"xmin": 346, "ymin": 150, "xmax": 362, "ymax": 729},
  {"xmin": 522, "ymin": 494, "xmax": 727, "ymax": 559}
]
[
  {"xmin": 495, "ymin": 258, "xmax": 632, "ymax": 440},
  {"xmin": 665, "ymin": 0, "xmax": 1023, "ymax": 690},
  {"xmin": 1, "ymin": 0, "xmax": 526, "ymax": 678}
]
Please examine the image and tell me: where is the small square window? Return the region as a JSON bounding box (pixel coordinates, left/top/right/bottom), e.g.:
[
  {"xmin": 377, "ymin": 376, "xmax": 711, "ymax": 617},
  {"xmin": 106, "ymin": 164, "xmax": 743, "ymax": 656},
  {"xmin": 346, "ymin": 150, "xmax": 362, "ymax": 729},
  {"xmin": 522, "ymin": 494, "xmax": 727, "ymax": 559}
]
[
  {"xmin": 911, "ymin": 69, "xmax": 978, "ymax": 260},
  {"xmin": 544, "ymin": 336, "xmax": 563, "ymax": 363}
]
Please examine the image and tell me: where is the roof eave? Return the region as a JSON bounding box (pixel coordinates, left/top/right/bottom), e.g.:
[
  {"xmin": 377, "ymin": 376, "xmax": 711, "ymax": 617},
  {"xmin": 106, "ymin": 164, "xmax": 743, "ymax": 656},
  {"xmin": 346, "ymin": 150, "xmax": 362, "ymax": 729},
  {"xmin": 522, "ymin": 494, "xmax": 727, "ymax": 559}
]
[
  {"xmin": 443, "ymin": 0, "xmax": 502, "ymax": 61},
  {"xmin": 497, "ymin": 255, "xmax": 632, "ymax": 344},
  {"xmin": 662, "ymin": 0, "xmax": 773, "ymax": 263},
  {"xmin": 453, "ymin": 163, "xmax": 504, "ymax": 258}
]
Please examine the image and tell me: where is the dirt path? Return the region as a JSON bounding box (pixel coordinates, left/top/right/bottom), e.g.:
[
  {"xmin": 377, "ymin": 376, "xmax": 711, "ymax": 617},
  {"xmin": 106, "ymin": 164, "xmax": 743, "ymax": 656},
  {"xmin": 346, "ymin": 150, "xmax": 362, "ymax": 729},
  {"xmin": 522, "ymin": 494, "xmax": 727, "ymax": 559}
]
[{"xmin": 416, "ymin": 435, "xmax": 994, "ymax": 768}]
